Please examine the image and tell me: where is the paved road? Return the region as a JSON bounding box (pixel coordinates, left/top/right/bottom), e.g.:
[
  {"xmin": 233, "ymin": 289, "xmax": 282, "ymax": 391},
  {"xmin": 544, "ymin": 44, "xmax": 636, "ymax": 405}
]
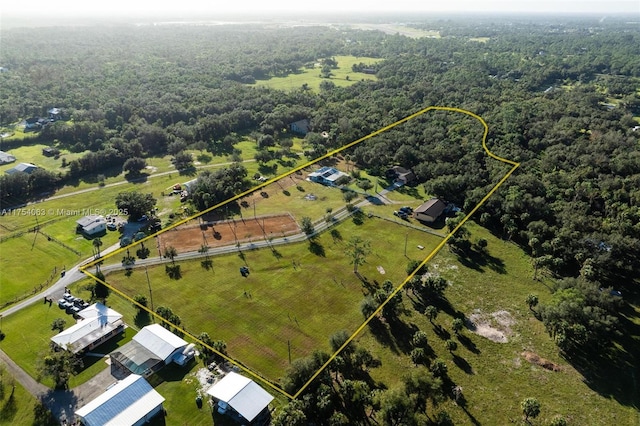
[{"xmin": 0, "ymin": 181, "xmax": 437, "ymax": 421}]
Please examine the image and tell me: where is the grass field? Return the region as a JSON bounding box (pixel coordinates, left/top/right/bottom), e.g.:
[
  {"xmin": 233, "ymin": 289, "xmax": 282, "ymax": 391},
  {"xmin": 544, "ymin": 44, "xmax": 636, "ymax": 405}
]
[
  {"xmin": 255, "ymin": 55, "xmax": 382, "ymax": 91},
  {"xmin": 0, "ymin": 144, "xmax": 87, "ymax": 175},
  {"xmin": 355, "ymin": 222, "xmax": 640, "ymax": 425},
  {"xmin": 102, "ymin": 215, "xmax": 444, "ymax": 382},
  {"xmin": 0, "ymin": 369, "xmax": 37, "ymax": 426}
]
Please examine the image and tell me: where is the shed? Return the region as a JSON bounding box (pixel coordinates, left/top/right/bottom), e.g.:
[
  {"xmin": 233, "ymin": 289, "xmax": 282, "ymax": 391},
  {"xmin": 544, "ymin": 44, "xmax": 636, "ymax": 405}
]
[
  {"xmin": 51, "ymin": 303, "xmax": 124, "ymax": 353},
  {"xmin": 75, "ymin": 374, "xmax": 165, "ymax": 426},
  {"xmin": 207, "ymin": 371, "xmax": 274, "ymax": 424},
  {"xmin": 413, "ymin": 198, "xmax": 448, "ymax": 223}
]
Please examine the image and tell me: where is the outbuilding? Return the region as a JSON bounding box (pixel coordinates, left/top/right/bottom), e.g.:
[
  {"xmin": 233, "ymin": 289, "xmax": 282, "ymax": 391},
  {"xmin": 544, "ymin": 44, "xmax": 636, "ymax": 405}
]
[
  {"xmin": 207, "ymin": 371, "xmax": 273, "ymax": 425},
  {"xmin": 75, "ymin": 374, "xmax": 165, "ymax": 426}
]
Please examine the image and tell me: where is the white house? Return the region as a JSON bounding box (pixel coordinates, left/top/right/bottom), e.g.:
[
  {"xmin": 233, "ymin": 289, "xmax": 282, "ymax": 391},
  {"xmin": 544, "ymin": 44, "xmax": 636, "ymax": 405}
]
[
  {"xmin": 51, "ymin": 303, "xmax": 124, "ymax": 354},
  {"xmin": 308, "ymin": 166, "xmax": 349, "ymax": 186},
  {"xmin": 110, "ymin": 324, "xmax": 194, "ymax": 377},
  {"xmin": 207, "ymin": 371, "xmax": 274, "ymax": 424},
  {"xmin": 75, "ymin": 374, "xmax": 165, "ymax": 426},
  {"xmin": 76, "ymin": 215, "xmax": 107, "ymax": 236}
]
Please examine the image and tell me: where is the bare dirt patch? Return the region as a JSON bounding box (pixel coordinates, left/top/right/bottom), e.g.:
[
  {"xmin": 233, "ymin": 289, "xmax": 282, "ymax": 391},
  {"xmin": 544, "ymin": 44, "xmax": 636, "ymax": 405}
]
[
  {"xmin": 521, "ymin": 351, "xmax": 563, "ymax": 372},
  {"xmin": 467, "ymin": 309, "xmax": 515, "ymax": 343},
  {"xmin": 157, "ymin": 214, "xmax": 300, "ymax": 253}
]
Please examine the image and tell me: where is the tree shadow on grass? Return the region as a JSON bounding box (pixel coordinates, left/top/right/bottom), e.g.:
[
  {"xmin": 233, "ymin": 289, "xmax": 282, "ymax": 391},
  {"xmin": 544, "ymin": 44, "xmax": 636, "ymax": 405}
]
[
  {"xmin": 201, "ymin": 259, "xmax": 213, "ymax": 270},
  {"xmin": 433, "ymin": 324, "xmax": 451, "ymax": 341},
  {"xmin": 563, "ymin": 301, "xmax": 640, "ymax": 409},
  {"xmin": 452, "ymin": 354, "xmax": 474, "ymax": 374},
  {"xmin": 165, "ymin": 265, "xmax": 182, "ymax": 280},
  {"xmin": 134, "ymin": 310, "xmax": 153, "ymax": 329},
  {"xmin": 457, "ymin": 334, "xmax": 481, "ymax": 354},
  {"xmin": 387, "ymin": 318, "xmax": 420, "ymax": 355},
  {"xmin": 271, "ymin": 248, "xmax": 283, "ymax": 259},
  {"xmin": 308, "ymin": 240, "xmax": 325, "ymax": 257},
  {"xmin": 367, "ymin": 317, "xmax": 399, "ymax": 354},
  {"xmin": 455, "ymin": 247, "xmax": 506, "ymax": 275},
  {"xmin": 0, "ymin": 389, "xmax": 17, "ymax": 423}
]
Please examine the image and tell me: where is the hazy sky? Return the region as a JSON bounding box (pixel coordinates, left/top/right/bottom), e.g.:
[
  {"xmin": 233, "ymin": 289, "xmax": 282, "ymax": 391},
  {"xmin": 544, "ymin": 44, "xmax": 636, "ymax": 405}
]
[{"xmin": 1, "ymin": 0, "xmax": 639, "ymax": 17}]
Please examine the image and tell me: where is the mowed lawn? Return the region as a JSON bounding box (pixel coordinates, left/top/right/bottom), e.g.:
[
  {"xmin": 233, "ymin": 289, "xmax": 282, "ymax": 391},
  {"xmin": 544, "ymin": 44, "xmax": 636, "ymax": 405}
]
[
  {"xmin": 0, "ymin": 234, "xmax": 80, "ymax": 308},
  {"xmin": 103, "ymin": 215, "xmax": 444, "ymax": 382},
  {"xmin": 255, "ymin": 55, "xmax": 382, "ymax": 91}
]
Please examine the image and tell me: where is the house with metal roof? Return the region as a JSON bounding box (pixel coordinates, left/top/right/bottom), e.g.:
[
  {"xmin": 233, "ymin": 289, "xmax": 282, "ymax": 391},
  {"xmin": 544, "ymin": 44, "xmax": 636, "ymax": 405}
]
[
  {"xmin": 308, "ymin": 166, "xmax": 349, "ymax": 186},
  {"xmin": 0, "ymin": 151, "xmax": 16, "ymax": 165},
  {"xmin": 75, "ymin": 374, "xmax": 165, "ymax": 426},
  {"xmin": 413, "ymin": 198, "xmax": 449, "ymax": 223},
  {"xmin": 207, "ymin": 371, "xmax": 274, "ymax": 425},
  {"xmin": 76, "ymin": 215, "xmax": 107, "ymax": 236},
  {"xmin": 5, "ymin": 162, "xmax": 37, "ymax": 175},
  {"xmin": 51, "ymin": 303, "xmax": 125, "ymax": 354},
  {"xmin": 110, "ymin": 324, "xmax": 194, "ymax": 377}
]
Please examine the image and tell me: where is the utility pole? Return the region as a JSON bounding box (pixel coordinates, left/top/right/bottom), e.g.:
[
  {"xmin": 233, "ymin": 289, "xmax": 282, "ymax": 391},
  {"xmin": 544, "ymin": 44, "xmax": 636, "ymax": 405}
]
[
  {"xmin": 145, "ymin": 267, "xmax": 154, "ymax": 315},
  {"xmin": 404, "ymin": 232, "xmax": 409, "ymax": 257}
]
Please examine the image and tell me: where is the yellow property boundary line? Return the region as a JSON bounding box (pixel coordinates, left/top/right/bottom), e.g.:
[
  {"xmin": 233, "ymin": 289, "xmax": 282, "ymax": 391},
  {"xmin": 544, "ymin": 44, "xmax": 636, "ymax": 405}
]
[{"xmin": 80, "ymin": 106, "xmax": 519, "ymax": 400}]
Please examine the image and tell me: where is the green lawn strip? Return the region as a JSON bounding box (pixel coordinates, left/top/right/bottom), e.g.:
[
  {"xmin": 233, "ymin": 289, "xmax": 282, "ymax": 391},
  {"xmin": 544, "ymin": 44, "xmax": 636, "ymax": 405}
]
[
  {"xmin": 0, "ymin": 234, "xmax": 80, "ymax": 307},
  {"xmin": 0, "ymin": 370, "xmax": 37, "ymax": 426},
  {"xmin": 1, "ymin": 302, "xmax": 67, "ymax": 387},
  {"xmin": 103, "ymin": 216, "xmax": 443, "ymax": 382},
  {"xmin": 357, "ymin": 222, "xmax": 636, "ymax": 425}
]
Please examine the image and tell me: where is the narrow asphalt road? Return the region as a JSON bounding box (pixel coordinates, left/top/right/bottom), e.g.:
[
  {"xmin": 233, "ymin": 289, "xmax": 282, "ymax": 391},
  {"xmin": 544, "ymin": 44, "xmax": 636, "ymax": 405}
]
[{"xmin": 0, "ymin": 182, "xmax": 439, "ymax": 421}]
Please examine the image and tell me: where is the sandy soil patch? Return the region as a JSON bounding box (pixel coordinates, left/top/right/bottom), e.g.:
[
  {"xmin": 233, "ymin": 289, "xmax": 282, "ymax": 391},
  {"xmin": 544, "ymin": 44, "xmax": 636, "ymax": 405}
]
[
  {"xmin": 521, "ymin": 351, "xmax": 563, "ymax": 372},
  {"xmin": 467, "ymin": 309, "xmax": 515, "ymax": 343}
]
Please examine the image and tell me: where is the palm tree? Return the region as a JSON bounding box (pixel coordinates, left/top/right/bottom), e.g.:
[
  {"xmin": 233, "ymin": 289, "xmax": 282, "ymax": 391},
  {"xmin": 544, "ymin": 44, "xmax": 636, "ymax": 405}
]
[
  {"xmin": 92, "ymin": 238, "xmax": 103, "ymax": 259},
  {"xmin": 164, "ymin": 246, "xmax": 178, "ymax": 266}
]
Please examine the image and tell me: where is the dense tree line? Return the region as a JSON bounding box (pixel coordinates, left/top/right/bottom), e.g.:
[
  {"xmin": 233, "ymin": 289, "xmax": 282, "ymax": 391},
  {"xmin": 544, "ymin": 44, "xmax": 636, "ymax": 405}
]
[{"xmin": 1, "ymin": 16, "xmax": 639, "ymax": 413}]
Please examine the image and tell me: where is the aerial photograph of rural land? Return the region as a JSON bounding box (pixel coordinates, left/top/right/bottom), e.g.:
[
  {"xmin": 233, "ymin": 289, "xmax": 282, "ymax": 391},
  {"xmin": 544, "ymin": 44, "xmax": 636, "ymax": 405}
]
[{"xmin": 0, "ymin": 0, "xmax": 639, "ymax": 424}]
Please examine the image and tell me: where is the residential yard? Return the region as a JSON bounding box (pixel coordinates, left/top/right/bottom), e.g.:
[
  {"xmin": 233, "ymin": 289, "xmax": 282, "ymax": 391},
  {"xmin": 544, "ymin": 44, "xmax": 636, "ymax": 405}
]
[
  {"xmin": 0, "ymin": 370, "xmax": 37, "ymax": 426},
  {"xmin": 0, "ymin": 144, "xmax": 87, "ymax": 175}
]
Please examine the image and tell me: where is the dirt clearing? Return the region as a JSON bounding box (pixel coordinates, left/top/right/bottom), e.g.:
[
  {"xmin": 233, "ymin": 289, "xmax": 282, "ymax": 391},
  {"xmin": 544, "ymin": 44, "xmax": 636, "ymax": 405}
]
[{"xmin": 157, "ymin": 214, "xmax": 300, "ymax": 253}]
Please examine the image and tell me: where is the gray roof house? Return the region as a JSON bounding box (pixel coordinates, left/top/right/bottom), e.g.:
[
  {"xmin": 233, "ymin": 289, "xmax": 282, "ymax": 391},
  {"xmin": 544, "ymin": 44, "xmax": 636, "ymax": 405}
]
[{"xmin": 5, "ymin": 162, "xmax": 37, "ymax": 175}]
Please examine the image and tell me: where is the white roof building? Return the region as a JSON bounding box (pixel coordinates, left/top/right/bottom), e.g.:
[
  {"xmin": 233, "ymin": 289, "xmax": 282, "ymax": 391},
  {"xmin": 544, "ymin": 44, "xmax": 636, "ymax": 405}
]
[
  {"xmin": 110, "ymin": 324, "xmax": 194, "ymax": 377},
  {"xmin": 207, "ymin": 371, "xmax": 274, "ymax": 424},
  {"xmin": 133, "ymin": 323, "xmax": 189, "ymax": 363},
  {"xmin": 51, "ymin": 303, "xmax": 124, "ymax": 353},
  {"xmin": 75, "ymin": 374, "xmax": 165, "ymax": 426},
  {"xmin": 76, "ymin": 214, "xmax": 107, "ymax": 236}
]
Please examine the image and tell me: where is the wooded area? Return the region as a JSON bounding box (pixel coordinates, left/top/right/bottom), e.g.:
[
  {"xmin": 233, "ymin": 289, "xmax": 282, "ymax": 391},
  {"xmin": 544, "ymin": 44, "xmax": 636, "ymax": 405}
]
[{"xmin": 0, "ymin": 15, "xmax": 638, "ymax": 424}]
